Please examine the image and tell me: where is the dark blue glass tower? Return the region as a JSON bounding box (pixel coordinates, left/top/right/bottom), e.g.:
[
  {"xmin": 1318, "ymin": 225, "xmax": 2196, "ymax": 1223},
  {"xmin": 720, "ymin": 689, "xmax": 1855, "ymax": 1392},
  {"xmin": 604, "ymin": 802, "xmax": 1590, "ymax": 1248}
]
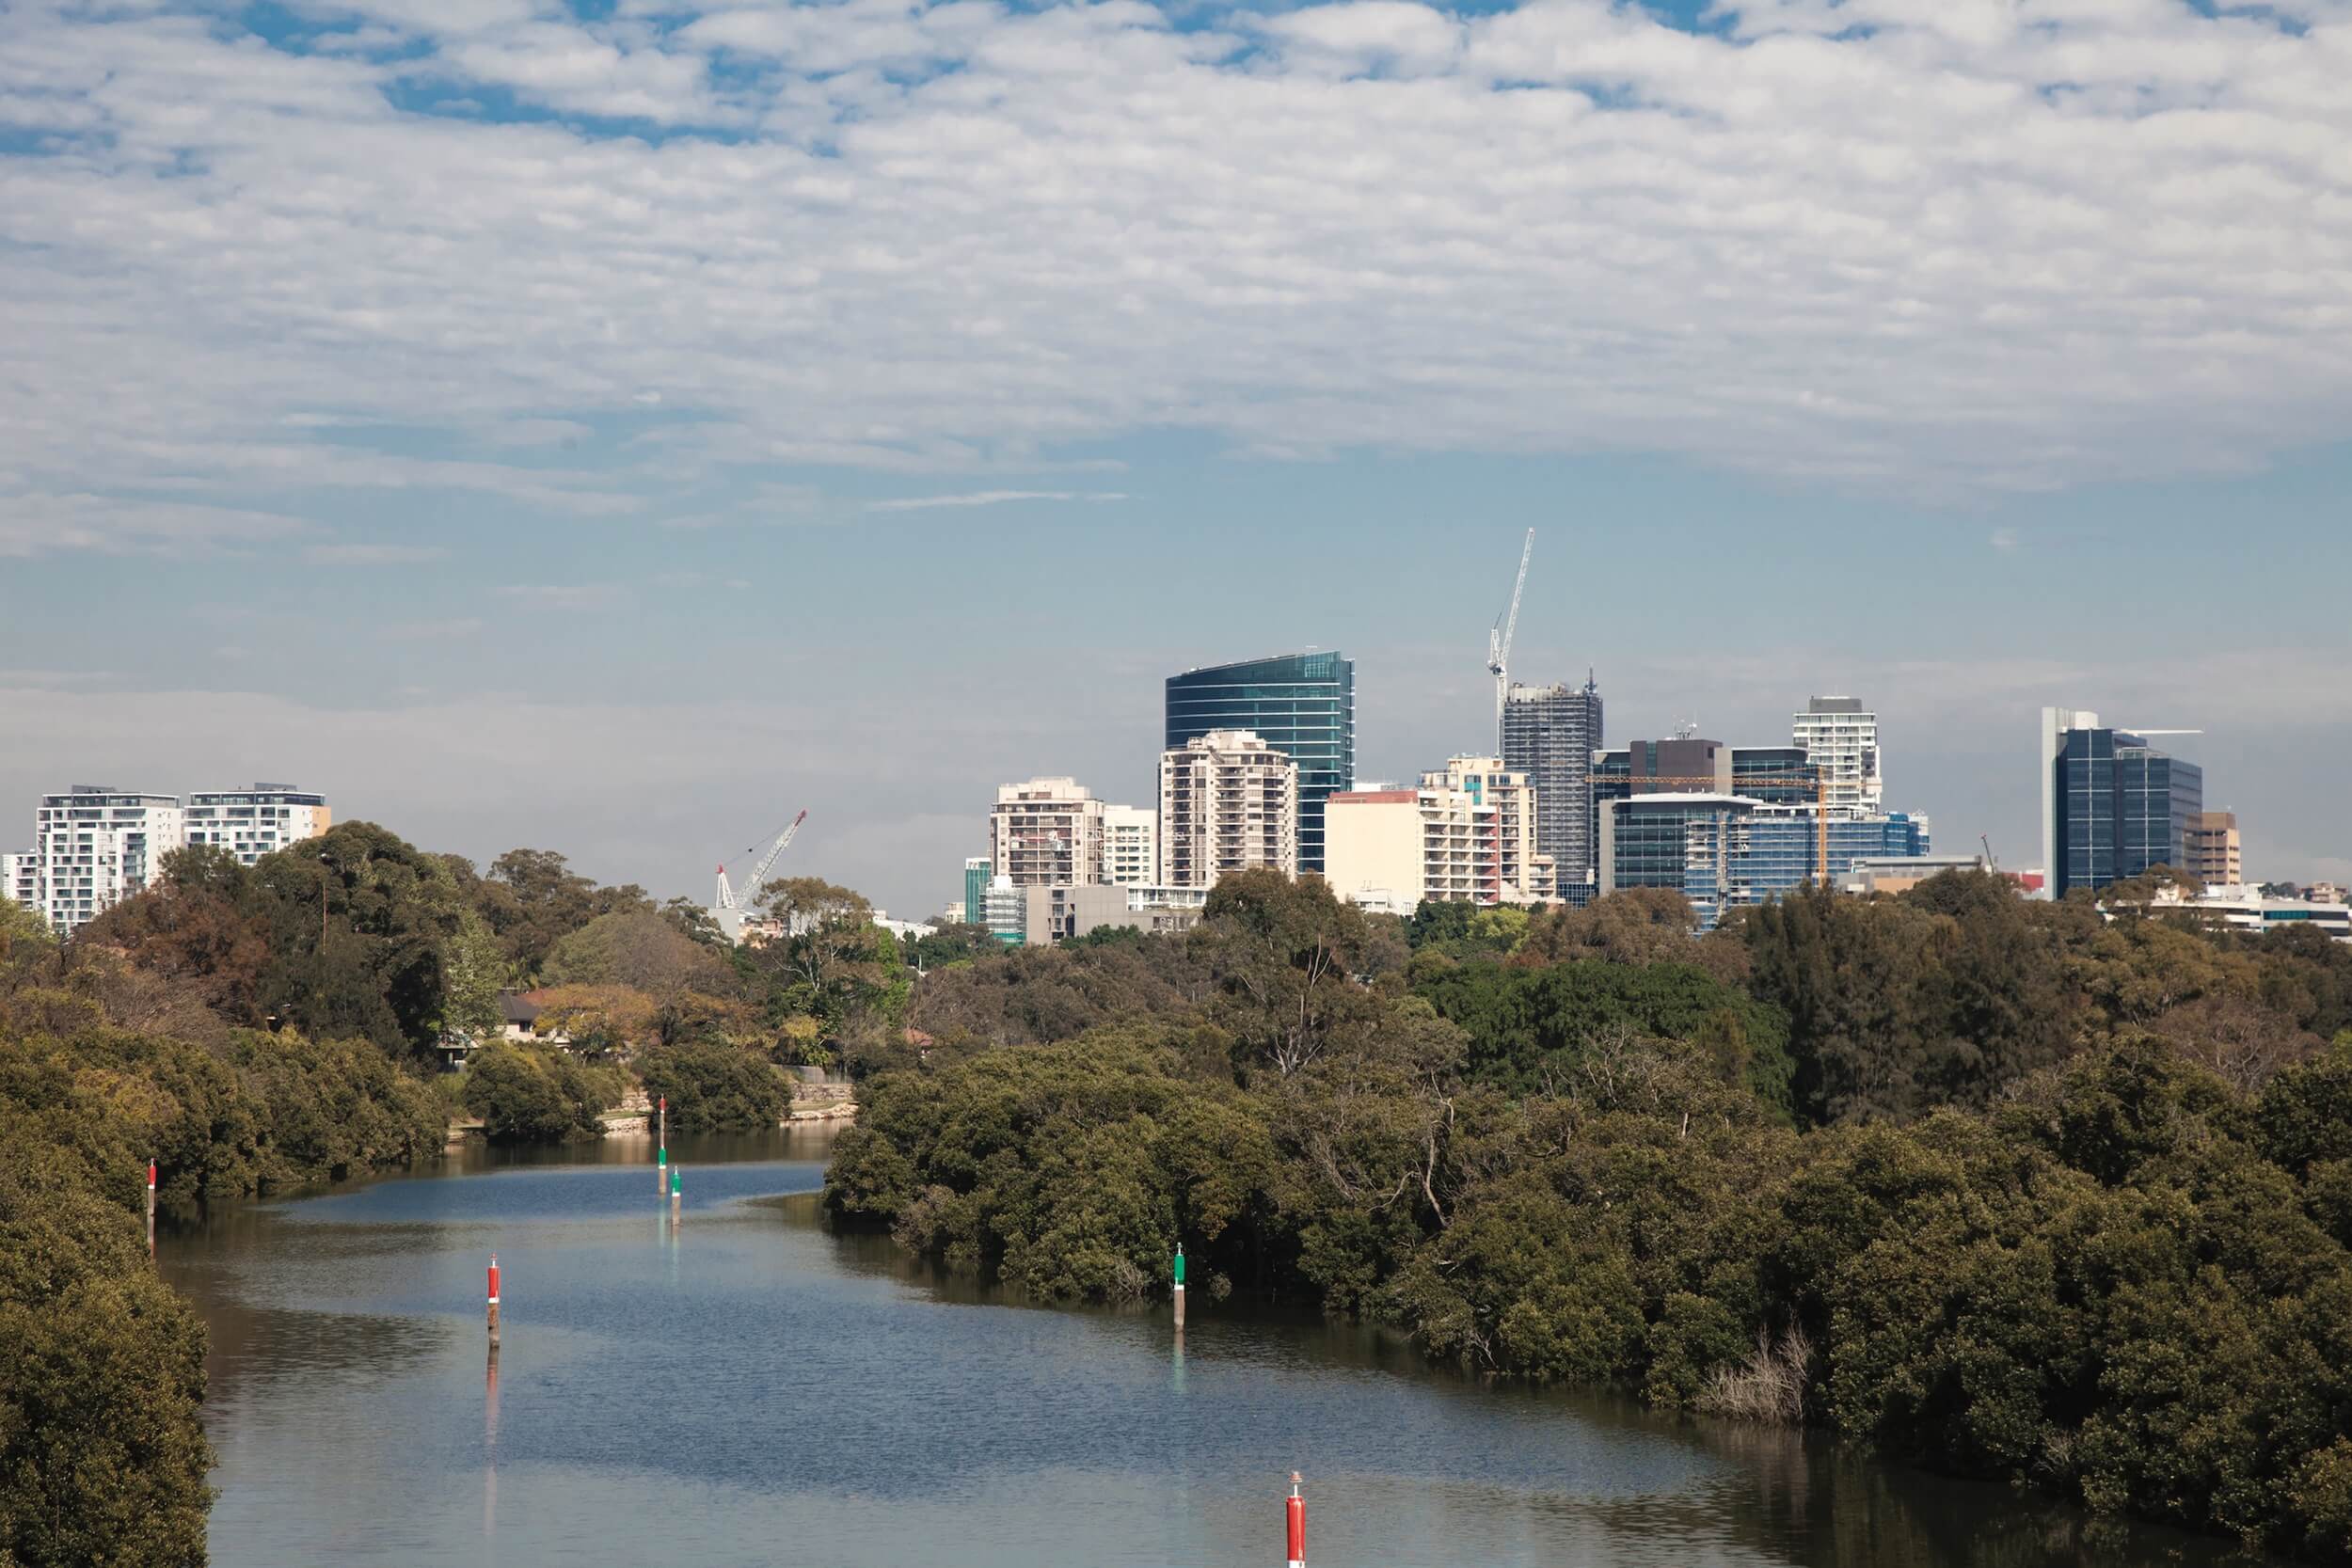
[
  {"xmin": 1166, "ymin": 652, "xmax": 1354, "ymax": 874},
  {"xmin": 2053, "ymin": 727, "xmax": 2202, "ymax": 897}
]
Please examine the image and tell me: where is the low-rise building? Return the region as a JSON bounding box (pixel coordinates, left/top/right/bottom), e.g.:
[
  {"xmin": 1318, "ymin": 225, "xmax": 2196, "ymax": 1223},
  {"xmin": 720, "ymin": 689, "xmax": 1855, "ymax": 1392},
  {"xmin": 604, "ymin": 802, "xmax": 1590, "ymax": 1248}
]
[
  {"xmin": 1019, "ymin": 882, "xmax": 1209, "ymax": 945},
  {"xmin": 2139, "ymin": 883, "xmax": 2352, "ymax": 943}
]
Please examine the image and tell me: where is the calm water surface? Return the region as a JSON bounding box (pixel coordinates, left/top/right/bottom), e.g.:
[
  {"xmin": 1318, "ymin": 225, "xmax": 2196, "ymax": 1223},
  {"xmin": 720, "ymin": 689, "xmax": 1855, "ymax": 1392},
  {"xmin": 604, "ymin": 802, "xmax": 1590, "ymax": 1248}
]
[{"xmin": 160, "ymin": 1131, "xmax": 2273, "ymax": 1568}]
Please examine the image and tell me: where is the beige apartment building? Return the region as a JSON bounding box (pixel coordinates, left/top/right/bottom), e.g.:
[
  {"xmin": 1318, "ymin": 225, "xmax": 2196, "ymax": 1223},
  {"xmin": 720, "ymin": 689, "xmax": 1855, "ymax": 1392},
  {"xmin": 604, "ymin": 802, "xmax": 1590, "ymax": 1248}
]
[
  {"xmin": 2185, "ymin": 810, "xmax": 2242, "ymax": 886},
  {"xmin": 989, "ymin": 777, "xmax": 1105, "ymax": 887},
  {"xmin": 1158, "ymin": 730, "xmax": 1297, "ymax": 888},
  {"xmin": 1324, "ymin": 759, "xmax": 1554, "ymax": 914}
]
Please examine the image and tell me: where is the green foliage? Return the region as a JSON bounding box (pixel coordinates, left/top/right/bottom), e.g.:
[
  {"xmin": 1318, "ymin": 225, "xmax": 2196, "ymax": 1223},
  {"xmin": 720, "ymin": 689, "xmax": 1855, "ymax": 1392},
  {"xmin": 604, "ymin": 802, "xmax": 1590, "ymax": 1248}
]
[
  {"xmin": 461, "ymin": 1042, "xmax": 612, "ymax": 1144},
  {"xmin": 1416, "ymin": 958, "xmax": 1794, "ymax": 1114},
  {"xmin": 636, "ymin": 1041, "xmax": 787, "ymax": 1132},
  {"xmin": 0, "ymin": 1175, "xmax": 212, "ymax": 1567}
]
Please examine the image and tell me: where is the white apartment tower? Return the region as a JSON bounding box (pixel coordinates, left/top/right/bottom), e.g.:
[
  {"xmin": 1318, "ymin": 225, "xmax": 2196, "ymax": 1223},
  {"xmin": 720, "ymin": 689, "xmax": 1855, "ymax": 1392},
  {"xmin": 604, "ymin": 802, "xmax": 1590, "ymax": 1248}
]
[
  {"xmin": 990, "ymin": 778, "xmax": 1106, "ymax": 887},
  {"xmin": 29, "ymin": 786, "xmax": 186, "ymax": 933},
  {"xmin": 1103, "ymin": 804, "xmax": 1157, "ymax": 887},
  {"xmin": 1793, "ymin": 696, "xmax": 1882, "ymax": 818},
  {"xmin": 2, "ymin": 852, "xmax": 35, "ymax": 912},
  {"xmin": 1158, "ymin": 730, "xmax": 1298, "ymax": 889},
  {"xmin": 184, "ymin": 783, "xmax": 332, "ymax": 864}
]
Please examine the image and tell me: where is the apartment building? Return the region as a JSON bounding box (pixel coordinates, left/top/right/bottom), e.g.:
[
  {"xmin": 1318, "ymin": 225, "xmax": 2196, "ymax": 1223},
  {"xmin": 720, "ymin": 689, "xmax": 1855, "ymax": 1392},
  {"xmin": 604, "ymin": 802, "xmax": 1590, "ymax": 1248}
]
[
  {"xmin": 1325, "ymin": 764, "xmax": 1556, "ymax": 915},
  {"xmin": 2185, "ymin": 811, "xmax": 2243, "ymax": 886},
  {"xmin": 1104, "ymin": 804, "xmax": 1157, "ymax": 887},
  {"xmin": 989, "ymin": 777, "xmax": 1106, "ymax": 887},
  {"xmin": 1792, "ymin": 696, "xmax": 1883, "ymax": 818},
  {"xmin": 183, "ymin": 783, "xmax": 331, "ymax": 864},
  {"xmin": 27, "ymin": 785, "xmax": 186, "ymax": 933},
  {"xmin": 1423, "ymin": 756, "xmax": 1556, "ymax": 904},
  {"xmin": 1158, "ymin": 729, "xmax": 1298, "ymax": 888}
]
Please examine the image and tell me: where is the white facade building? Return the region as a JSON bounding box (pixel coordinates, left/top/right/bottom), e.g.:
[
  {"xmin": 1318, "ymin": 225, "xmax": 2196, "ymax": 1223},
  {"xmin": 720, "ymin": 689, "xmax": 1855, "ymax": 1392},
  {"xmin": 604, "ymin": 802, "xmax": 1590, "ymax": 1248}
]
[
  {"xmin": 183, "ymin": 783, "xmax": 331, "ymax": 864},
  {"xmin": 29, "ymin": 786, "xmax": 186, "ymax": 934},
  {"xmin": 2, "ymin": 852, "xmax": 35, "ymax": 912},
  {"xmin": 1793, "ymin": 696, "xmax": 1882, "ymax": 819},
  {"xmin": 2141, "ymin": 883, "xmax": 2352, "ymax": 943},
  {"xmin": 1158, "ymin": 730, "xmax": 1298, "ymax": 889},
  {"xmin": 989, "ymin": 778, "xmax": 1106, "ymax": 888},
  {"xmin": 1104, "ymin": 804, "xmax": 1157, "ymax": 887}
]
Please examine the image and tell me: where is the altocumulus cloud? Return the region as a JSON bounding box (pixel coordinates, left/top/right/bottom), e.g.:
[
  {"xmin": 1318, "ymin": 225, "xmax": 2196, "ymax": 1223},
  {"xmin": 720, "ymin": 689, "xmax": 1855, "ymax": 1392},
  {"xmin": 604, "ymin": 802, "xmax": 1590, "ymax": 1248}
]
[{"xmin": 4, "ymin": 0, "xmax": 2351, "ymax": 553}]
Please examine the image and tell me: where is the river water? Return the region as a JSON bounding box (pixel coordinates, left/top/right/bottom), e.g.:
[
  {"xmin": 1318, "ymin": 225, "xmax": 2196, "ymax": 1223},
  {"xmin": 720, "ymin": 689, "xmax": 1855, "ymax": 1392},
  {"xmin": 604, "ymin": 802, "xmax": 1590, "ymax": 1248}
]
[{"xmin": 159, "ymin": 1130, "xmax": 2273, "ymax": 1568}]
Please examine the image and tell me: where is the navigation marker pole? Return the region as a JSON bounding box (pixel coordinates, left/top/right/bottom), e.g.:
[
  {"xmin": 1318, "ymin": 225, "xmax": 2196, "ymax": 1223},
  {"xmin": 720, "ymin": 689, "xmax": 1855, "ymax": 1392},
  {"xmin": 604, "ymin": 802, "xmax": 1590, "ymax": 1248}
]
[
  {"xmin": 1285, "ymin": 1472, "xmax": 1305, "ymax": 1568},
  {"xmin": 487, "ymin": 1254, "xmax": 501, "ymax": 1338},
  {"xmin": 670, "ymin": 1162, "xmax": 681, "ymax": 1224},
  {"xmin": 1172, "ymin": 1243, "xmax": 1185, "ymax": 1331},
  {"xmin": 146, "ymin": 1159, "xmax": 157, "ymax": 1257},
  {"xmin": 658, "ymin": 1143, "xmax": 668, "ymax": 1196},
  {"xmin": 658, "ymin": 1094, "xmax": 667, "ymax": 1188}
]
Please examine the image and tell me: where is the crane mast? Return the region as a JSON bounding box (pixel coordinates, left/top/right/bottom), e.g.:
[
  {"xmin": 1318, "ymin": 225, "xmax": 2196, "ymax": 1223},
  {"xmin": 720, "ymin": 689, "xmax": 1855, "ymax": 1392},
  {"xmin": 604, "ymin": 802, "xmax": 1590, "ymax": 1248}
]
[{"xmin": 1486, "ymin": 528, "xmax": 1534, "ymax": 747}]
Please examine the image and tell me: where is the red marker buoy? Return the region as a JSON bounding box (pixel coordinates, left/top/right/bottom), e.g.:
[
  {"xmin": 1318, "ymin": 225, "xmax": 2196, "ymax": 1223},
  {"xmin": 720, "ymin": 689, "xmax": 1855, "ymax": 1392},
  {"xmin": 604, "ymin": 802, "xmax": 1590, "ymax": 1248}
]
[
  {"xmin": 1286, "ymin": 1472, "xmax": 1305, "ymax": 1568},
  {"xmin": 486, "ymin": 1254, "xmax": 501, "ymax": 1336},
  {"xmin": 147, "ymin": 1159, "xmax": 156, "ymax": 1194}
]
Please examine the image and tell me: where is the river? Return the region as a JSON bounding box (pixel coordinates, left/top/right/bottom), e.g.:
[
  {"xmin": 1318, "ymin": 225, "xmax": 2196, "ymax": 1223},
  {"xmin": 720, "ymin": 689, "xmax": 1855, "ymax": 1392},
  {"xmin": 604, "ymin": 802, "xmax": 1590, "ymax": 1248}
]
[{"xmin": 158, "ymin": 1130, "xmax": 2275, "ymax": 1568}]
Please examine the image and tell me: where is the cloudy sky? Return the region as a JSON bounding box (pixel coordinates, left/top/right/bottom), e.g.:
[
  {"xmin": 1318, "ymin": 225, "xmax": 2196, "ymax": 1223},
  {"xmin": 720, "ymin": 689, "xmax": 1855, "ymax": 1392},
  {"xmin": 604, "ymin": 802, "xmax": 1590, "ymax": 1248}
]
[{"xmin": 4, "ymin": 0, "xmax": 2348, "ymax": 913}]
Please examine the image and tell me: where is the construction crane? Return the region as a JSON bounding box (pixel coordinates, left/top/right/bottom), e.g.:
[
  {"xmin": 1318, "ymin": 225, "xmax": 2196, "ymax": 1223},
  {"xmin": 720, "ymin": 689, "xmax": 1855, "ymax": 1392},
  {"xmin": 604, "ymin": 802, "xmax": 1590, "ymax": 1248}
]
[
  {"xmin": 714, "ymin": 810, "xmax": 807, "ymax": 919},
  {"xmin": 1981, "ymin": 833, "xmax": 1997, "ymax": 872},
  {"xmin": 1486, "ymin": 528, "xmax": 1534, "ymax": 747},
  {"xmin": 1598, "ymin": 774, "xmax": 1834, "ymax": 891}
]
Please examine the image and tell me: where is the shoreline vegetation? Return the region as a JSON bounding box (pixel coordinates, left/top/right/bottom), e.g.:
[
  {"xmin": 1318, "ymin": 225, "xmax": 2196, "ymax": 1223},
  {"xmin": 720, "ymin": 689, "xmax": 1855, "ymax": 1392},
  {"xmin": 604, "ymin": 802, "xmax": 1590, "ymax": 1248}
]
[
  {"xmin": 823, "ymin": 870, "xmax": 2352, "ymax": 1560},
  {"xmin": 3, "ymin": 818, "xmax": 2348, "ymax": 1561}
]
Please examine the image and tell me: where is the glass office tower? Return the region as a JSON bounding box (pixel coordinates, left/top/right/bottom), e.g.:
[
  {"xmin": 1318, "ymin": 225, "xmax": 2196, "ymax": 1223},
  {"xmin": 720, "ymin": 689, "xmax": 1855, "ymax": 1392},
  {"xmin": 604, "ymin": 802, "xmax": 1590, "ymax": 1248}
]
[
  {"xmin": 1166, "ymin": 652, "xmax": 1355, "ymax": 874},
  {"xmin": 2048, "ymin": 721, "xmax": 2203, "ymax": 897}
]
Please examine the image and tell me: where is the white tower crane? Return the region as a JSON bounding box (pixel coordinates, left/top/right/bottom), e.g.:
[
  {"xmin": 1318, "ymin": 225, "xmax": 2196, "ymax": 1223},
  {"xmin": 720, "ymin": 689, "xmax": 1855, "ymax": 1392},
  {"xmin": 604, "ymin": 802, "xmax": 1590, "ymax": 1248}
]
[
  {"xmin": 713, "ymin": 810, "xmax": 808, "ymax": 939},
  {"xmin": 1486, "ymin": 528, "xmax": 1534, "ymax": 747}
]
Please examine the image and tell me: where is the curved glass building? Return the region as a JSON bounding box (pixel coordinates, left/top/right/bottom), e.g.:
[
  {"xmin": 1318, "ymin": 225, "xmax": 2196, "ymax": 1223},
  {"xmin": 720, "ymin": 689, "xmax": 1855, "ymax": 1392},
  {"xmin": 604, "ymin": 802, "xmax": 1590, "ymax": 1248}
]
[{"xmin": 1165, "ymin": 651, "xmax": 1354, "ymax": 874}]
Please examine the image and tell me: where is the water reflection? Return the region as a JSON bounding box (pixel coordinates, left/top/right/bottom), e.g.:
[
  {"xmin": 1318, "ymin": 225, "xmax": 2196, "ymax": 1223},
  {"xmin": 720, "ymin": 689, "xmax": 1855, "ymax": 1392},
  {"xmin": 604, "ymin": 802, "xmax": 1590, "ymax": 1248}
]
[{"xmin": 158, "ymin": 1132, "xmax": 2280, "ymax": 1568}]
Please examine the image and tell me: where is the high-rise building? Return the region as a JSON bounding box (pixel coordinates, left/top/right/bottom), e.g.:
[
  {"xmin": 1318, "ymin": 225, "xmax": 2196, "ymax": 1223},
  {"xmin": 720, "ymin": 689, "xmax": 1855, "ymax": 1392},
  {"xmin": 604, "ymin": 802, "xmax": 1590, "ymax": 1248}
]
[
  {"xmin": 1597, "ymin": 793, "xmax": 1931, "ymax": 930},
  {"xmin": 1166, "ymin": 652, "xmax": 1353, "ymax": 873},
  {"xmin": 2039, "ymin": 707, "xmax": 2204, "ymax": 899},
  {"xmin": 962, "ymin": 855, "xmax": 991, "ymax": 925},
  {"xmin": 183, "ymin": 783, "xmax": 330, "ymax": 864},
  {"xmin": 1502, "ymin": 675, "xmax": 1601, "ymax": 906},
  {"xmin": 1158, "ymin": 729, "xmax": 1298, "ymax": 888},
  {"xmin": 2, "ymin": 851, "xmax": 34, "ymax": 911},
  {"xmin": 1592, "ymin": 739, "xmax": 1821, "ymax": 812},
  {"xmin": 27, "ymin": 785, "xmax": 185, "ymax": 934},
  {"xmin": 1792, "ymin": 696, "xmax": 1882, "ymax": 818},
  {"xmin": 1422, "ymin": 756, "xmax": 1555, "ymax": 904},
  {"xmin": 2185, "ymin": 811, "xmax": 2243, "ymax": 887},
  {"xmin": 982, "ymin": 875, "xmax": 1026, "ymax": 945},
  {"xmin": 989, "ymin": 778, "xmax": 1105, "ymax": 888},
  {"xmin": 1103, "ymin": 804, "xmax": 1157, "ymax": 887}
]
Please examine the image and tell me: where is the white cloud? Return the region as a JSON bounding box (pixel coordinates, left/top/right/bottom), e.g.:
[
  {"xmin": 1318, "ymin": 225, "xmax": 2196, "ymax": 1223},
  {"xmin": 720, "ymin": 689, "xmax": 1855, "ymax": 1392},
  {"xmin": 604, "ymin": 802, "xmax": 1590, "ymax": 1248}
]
[
  {"xmin": 864, "ymin": 489, "xmax": 1130, "ymax": 512},
  {"xmin": 1989, "ymin": 527, "xmax": 2021, "ymax": 552},
  {"xmin": 495, "ymin": 583, "xmax": 625, "ymax": 609},
  {"xmin": 2, "ymin": 0, "xmax": 2350, "ymax": 550},
  {"xmin": 304, "ymin": 542, "xmax": 451, "ymax": 564}
]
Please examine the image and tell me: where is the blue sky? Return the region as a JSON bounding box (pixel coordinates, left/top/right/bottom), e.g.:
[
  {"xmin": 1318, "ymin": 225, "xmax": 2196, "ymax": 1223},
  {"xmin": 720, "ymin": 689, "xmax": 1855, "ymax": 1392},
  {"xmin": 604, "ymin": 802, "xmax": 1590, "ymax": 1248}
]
[{"xmin": 5, "ymin": 0, "xmax": 2349, "ymax": 913}]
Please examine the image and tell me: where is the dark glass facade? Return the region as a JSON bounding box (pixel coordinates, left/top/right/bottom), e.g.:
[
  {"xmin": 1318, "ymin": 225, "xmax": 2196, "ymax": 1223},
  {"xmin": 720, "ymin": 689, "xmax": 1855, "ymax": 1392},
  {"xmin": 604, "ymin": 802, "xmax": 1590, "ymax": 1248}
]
[
  {"xmin": 1166, "ymin": 652, "xmax": 1354, "ymax": 873},
  {"xmin": 2054, "ymin": 729, "xmax": 2203, "ymax": 897}
]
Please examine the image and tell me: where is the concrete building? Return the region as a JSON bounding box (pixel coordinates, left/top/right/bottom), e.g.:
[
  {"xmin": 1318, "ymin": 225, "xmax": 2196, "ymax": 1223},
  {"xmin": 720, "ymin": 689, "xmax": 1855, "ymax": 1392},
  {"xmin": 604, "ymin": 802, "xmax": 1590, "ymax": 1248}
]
[
  {"xmin": 1020, "ymin": 882, "xmax": 1210, "ymax": 946},
  {"xmin": 2140, "ymin": 883, "xmax": 2352, "ymax": 943},
  {"xmin": 1502, "ymin": 675, "xmax": 1602, "ymax": 906},
  {"xmin": 989, "ymin": 778, "xmax": 1105, "ymax": 888},
  {"xmin": 1422, "ymin": 756, "xmax": 1555, "ymax": 903},
  {"xmin": 1104, "ymin": 804, "xmax": 1157, "ymax": 887},
  {"xmin": 1792, "ymin": 696, "xmax": 1883, "ymax": 819},
  {"xmin": 1598, "ymin": 793, "xmax": 1931, "ymax": 930},
  {"xmin": 2039, "ymin": 708, "xmax": 2203, "ymax": 899},
  {"xmin": 962, "ymin": 856, "xmax": 991, "ymax": 925},
  {"xmin": 2, "ymin": 852, "xmax": 34, "ymax": 911},
  {"xmin": 2185, "ymin": 811, "xmax": 2243, "ymax": 887},
  {"xmin": 183, "ymin": 783, "xmax": 330, "ymax": 864},
  {"xmin": 1839, "ymin": 853, "xmax": 1991, "ymax": 897},
  {"xmin": 27, "ymin": 785, "xmax": 185, "ymax": 934},
  {"xmin": 1323, "ymin": 791, "xmax": 1425, "ymax": 913},
  {"xmin": 2310, "ymin": 882, "xmax": 2345, "ymax": 906},
  {"xmin": 1166, "ymin": 652, "xmax": 1352, "ymax": 873},
  {"xmin": 1159, "ymin": 729, "xmax": 1298, "ymax": 888}
]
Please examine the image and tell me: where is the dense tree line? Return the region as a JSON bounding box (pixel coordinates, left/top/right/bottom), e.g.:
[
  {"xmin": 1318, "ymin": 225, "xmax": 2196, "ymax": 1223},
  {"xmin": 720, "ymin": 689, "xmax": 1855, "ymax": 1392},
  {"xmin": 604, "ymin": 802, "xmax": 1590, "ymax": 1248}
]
[{"xmin": 830, "ymin": 869, "xmax": 2352, "ymax": 1557}]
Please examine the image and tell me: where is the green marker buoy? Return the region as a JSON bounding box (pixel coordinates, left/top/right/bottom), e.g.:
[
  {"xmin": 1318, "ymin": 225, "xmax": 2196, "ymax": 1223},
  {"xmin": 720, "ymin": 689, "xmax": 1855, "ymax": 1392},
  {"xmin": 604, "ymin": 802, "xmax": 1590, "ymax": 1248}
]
[
  {"xmin": 657, "ymin": 1143, "xmax": 667, "ymax": 1196},
  {"xmin": 1173, "ymin": 1243, "xmax": 1186, "ymax": 1329}
]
